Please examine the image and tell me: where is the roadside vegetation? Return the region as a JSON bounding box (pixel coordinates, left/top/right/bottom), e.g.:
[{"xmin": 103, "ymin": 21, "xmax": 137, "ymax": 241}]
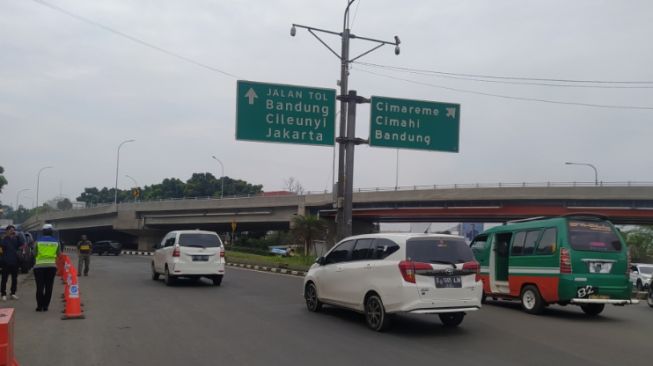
[{"xmin": 225, "ymin": 250, "xmax": 316, "ymax": 271}]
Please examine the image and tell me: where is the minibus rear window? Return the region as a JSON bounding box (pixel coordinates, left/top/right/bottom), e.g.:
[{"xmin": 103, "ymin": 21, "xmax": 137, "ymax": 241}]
[
  {"xmin": 568, "ymin": 220, "xmax": 622, "ymax": 252},
  {"xmin": 407, "ymin": 238, "xmax": 475, "ymax": 263}
]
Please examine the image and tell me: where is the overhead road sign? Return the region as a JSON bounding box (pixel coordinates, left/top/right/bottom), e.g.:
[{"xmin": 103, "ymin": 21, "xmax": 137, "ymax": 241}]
[
  {"xmin": 369, "ymin": 96, "xmax": 460, "ymax": 152},
  {"xmin": 236, "ymin": 80, "xmax": 336, "ymax": 146}
]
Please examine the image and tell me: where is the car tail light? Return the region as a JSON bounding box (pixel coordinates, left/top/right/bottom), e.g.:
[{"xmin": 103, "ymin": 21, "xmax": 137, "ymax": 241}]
[
  {"xmin": 220, "ymin": 250, "xmax": 225, "ymax": 258},
  {"xmin": 463, "ymin": 261, "xmax": 481, "ymax": 282},
  {"xmin": 172, "ymin": 246, "xmax": 180, "ymax": 257},
  {"xmin": 560, "ymin": 248, "xmax": 572, "ymax": 274},
  {"xmin": 398, "ymin": 260, "xmax": 431, "ymax": 283}
]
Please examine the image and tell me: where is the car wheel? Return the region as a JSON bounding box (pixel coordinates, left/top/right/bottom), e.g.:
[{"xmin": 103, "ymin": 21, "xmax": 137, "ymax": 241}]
[
  {"xmin": 481, "ymin": 291, "xmax": 487, "ymax": 304},
  {"xmin": 365, "ymin": 293, "xmax": 390, "ymax": 332},
  {"xmin": 580, "ymin": 303, "xmax": 605, "ymax": 316},
  {"xmin": 439, "ymin": 312, "xmax": 465, "ymax": 327},
  {"xmin": 520, "ymin": 285, "xmax": 545, "ymax": 315},
  {"xmin": 648, "ymin": 289, "xmax": 653, "ymax": 308},
  {"xmin": 636, "ymin": 280, "xmax": 643, "ymax": 291},
  {"xmin": 212, "ymin": 276, "xmax": 223, "ymax": 286},
  {"xmin": 164, "ymin": 266, "xmax": 175, "ymax": 286},
  {"xmin": 304, "ymin": 282, "xmax": 322, "ymax": 312},
  {"xmin": 151, "ymin": 263, "xmax": 159, "ymax": 281}
]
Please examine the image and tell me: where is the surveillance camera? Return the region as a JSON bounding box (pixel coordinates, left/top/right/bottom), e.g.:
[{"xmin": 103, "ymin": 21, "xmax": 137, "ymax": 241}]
[
  {"xmin": 290, "ymin": 25, "xmax": 296, "ymax": 37},
  {"xmin": 394, "ymin": 35, "xmax": 401, "ymax": 45},
  {"xmin": 394, "ymin": 45, "xmax": 400, "ymax": 55}
]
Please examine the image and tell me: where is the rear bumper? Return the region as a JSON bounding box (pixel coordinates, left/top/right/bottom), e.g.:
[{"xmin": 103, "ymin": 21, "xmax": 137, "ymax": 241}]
[
  {"xmin": 171, "ymin": 262, "xmax": 225, "ymax": 276},
  {"xmin": 570, "ymin": 298, "xmax": 639, "ymax": 305},
  {"xmin": 388, "ymin": 282, "xmax": 483, "ymax": 314}
]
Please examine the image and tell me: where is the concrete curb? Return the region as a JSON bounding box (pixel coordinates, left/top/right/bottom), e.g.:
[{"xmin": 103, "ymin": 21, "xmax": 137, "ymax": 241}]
[
  {"xmin": 121, "ymin": 251, "xmax": 154, "ymax": 256},
  {"xmin": 226, "ymin": 262, "xmax": 306, "ymax": 277},
  {"xmin": 115, "ymin": 251, "xmax": 307, "ymax": 276}
]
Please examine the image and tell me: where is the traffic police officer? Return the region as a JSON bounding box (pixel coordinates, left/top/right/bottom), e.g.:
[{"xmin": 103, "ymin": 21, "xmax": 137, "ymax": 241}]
[{"xmin": 33, "ymin": 224, "xmax": 60, "ymax": 312}]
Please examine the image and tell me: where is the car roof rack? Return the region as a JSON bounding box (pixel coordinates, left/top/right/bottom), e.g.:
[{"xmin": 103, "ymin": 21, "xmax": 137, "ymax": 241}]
[
  {"xmin": 561, "ymin": 212, "xmax": 609, "ymax": 221},
  {"xmin": 506, "ymin": 216, "xmax": 549, "ymax": 224}
]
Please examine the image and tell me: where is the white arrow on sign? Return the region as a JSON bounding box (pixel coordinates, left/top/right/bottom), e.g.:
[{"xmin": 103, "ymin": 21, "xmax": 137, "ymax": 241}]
[
  {"xmin": 446, "ymin": 107, "xmax": 456, "ymax": 118},
  {"xmin": 244, "ymin": 88, "xmax": 258, "ymax": 105}
]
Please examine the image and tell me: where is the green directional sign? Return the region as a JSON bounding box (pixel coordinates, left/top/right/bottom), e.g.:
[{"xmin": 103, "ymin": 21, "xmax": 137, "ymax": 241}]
[
  {"xmin": 369, "ymin": 96, "xmax": 460, "ymax": 152},
  {"xmin": 236, "ymin": 80, "xmax": 336, "ymax": 146}
]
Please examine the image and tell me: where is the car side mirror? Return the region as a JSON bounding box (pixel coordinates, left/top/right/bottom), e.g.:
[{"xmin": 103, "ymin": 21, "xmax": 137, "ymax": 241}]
[
  {"xmin": 316, "ymin": 256, "xmax": 326, "ymax": 265},
  {"xmin": 632, "ymin": 270, "xmax": 638, "ymax": 274}
]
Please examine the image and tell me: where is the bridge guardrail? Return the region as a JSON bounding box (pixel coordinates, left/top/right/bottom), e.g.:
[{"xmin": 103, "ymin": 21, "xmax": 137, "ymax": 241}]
[{"xmin": 59, "ymin": 181, "xmax": 653, "ymax": 211}]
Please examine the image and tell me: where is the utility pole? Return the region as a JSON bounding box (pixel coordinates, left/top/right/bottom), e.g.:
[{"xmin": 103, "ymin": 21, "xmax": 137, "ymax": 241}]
[{"xmin": 291, "ymin": 0, "xmax": 400, "ymax": 240}]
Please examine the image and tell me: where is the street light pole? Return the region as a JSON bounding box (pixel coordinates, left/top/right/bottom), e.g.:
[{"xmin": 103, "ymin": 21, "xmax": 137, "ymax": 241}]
[
  {"xmin": 114, "ymin": 139, "xmax": 135, "ymax": 205},
  {"xmin": 211, "ymin": 156, "xmax": 225, "ymax": 198},
  {"xmin": 565, "ymin": 161, "xmax": 599, "ymax": 186},
  {"xmin": 15, "ymin": 188, "xmax": 30, "ymax": 209},
  {"xmin": 291, "ymin": 0, "xmax": 400, "ymax": 240},
  {"xmin": 36, "ymin": 166, "xmax": 53, "ymax": 208}
]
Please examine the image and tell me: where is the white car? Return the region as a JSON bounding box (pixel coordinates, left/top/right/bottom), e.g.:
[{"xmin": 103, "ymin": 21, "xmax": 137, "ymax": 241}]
[
  {"xmin": 630, "ymin": 263, "xmax": 653, "ymax": 290},
  {"xmin": 303, "ymin": 233, "xmax": 483, "ymax": 331},
  {"xmin": 151, "ymin": 230, "xmax": 225, "ymax": 286}
]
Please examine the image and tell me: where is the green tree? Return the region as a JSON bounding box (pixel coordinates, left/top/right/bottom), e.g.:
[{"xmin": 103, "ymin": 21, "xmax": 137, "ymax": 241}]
[
  {"xmin": 0, "ymin": 166, "xmax": 7, "ymax": 194},
  {"xmin": 56, "ymin": 198, "xmax": 73, "ymax": 211},
  {"xmin": 291, "ymin": 214, "xmax": 327, "ymax": 256},
  {"xmin": 624, "ymin": 226, "xmax": 653, "ymax": 261}
]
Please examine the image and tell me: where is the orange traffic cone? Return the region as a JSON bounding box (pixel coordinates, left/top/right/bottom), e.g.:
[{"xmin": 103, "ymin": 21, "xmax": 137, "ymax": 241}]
[{"xmin": 61, "ymin": 267, "xmax": 84, "ymax": 320}]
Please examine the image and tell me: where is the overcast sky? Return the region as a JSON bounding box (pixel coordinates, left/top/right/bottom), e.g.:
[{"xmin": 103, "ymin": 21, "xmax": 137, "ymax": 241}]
[{"xmin": 2, "ymin": 0, "xmax": 653, "ymax": 208}]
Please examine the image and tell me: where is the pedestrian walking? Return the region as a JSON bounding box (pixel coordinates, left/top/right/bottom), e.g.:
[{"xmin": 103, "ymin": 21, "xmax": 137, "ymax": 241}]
[
  {"xmin": 33, "ymin": 224, "xmax": 61, "ymax": 312},
  {"xmin": 76, "ymin": 235, "xmax": 92, "ymax": 276},
  {"xmin": 0, "ymin": 225, "xmax": 22, "ymax": 301}
]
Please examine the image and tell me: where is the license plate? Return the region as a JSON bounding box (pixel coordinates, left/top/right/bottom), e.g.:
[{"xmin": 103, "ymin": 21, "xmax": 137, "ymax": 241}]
[
  {"xmin": 589, "ymin": 294, "xmax": 610, "ymax": 299},
  {"xmin": 192, "ymin": 255, "xmax": 209, "ymax": 262},
  {"xmin": 588, "ymin": 262, "xmax": 612, "ymax": 274},
  {"xmin": 577, "ymin": 285, "xmax": 598, "ymax": 298},
  {"xmin": 435, "ymin": 276, "xmax": 462, "ymax": 288}
]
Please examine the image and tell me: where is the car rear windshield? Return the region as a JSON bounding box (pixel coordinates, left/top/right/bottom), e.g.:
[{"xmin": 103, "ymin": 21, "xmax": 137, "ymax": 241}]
[
  {"xmin": 568, "ymin": 220, "xmax": 622, "ymax": 252},
  {"xmin": 179, "ymin": 234, "xmax": 221, "ymax": 248},
  {"xmin": 406, "ymin": 237, "xmax": 475, "ymax": 264}
]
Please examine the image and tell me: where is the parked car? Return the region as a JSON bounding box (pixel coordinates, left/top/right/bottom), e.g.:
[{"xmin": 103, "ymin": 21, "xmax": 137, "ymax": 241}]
[
  {"xmin": 629, "ymin": 263, "xmax": 653, "ymax": 291},
  {"xmin": 303, "ymin": 233, "xmax": 483, "ymax": 331},
  {"xmin": 151, "ymin": 230, "xmax": 225, "ymax": 286},
  {"xmin": 92, "ymin": 241, "xmax": 123, "ymax": 256}
]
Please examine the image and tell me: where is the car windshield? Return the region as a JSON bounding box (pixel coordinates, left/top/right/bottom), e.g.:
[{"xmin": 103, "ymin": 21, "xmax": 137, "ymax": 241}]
[
  {"xmin": 568, "ymin": 220, "xmax": 622, "ymax": 252},
  {"xmin": 179, "ymin": 233, "xmax": 221, "ymax": 248},
  {"xmin": 406, "ymin": 237, "xmax": 475, "ymax": 264},
  {"xmin": 639, "ymin": 266, "xmax": 653, "ymax": 274}
]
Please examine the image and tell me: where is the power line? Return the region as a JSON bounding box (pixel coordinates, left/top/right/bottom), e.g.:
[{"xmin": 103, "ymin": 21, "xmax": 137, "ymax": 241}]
[
  {"xmin": 353, "ymin": 67, "xmax": 653, "ymax": 110},
  {"xmin": 356, "ymin": 62, "xmax": 653, "ymax": 89},
  {"xmin": 31, "ymin": 0, "xmax": 238, "ymax": 79},
  {"xmin": 355, "ymin": 61, "xmax": 653, "ymax": 85}
]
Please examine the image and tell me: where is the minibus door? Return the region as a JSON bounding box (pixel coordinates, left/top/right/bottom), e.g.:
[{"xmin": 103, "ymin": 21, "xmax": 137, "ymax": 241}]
[{"xmin": 491, "ymin": 232, "xmax": 511, "ymax": 294}]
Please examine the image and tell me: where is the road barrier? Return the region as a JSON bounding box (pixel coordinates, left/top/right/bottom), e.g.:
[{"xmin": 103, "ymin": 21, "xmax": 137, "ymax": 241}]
[
  {"xmin": 58, "ymin": 255, "xmax": 85, "ymax": 320},
  {"xmin": 0, "ymin": 309, "xmax": 19, "ymax": 366}
]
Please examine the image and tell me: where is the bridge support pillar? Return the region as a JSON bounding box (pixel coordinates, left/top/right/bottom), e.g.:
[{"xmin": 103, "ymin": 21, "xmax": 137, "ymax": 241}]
[{"xmin": 136, "ymin": 231, "xmax": 166, "ymax": 252}]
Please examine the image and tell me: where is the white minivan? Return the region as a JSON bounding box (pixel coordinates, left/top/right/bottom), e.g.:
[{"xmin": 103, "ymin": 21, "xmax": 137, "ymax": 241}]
[
  {"xmin": 152, "ymin": 230, "xmax": 225, "ymax": 286},
  {"xmin": 303, "ymin": 233, "xmax": 483, "ymax": 331}
]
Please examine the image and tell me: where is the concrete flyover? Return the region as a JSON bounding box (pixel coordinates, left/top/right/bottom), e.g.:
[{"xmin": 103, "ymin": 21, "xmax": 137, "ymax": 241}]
[{"xmin": 22, "ymin": 182, "xmax": 653, "ymax": 250}]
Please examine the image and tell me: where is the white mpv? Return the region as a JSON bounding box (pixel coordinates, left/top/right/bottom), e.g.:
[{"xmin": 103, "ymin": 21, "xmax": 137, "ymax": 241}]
[
  {"xmin": 303, "ymin": 233, "xmax": 483, "ymax": 331},
  {"xmin": 152, "ymin": 230, "xmax": 225, "ymax": 286}
]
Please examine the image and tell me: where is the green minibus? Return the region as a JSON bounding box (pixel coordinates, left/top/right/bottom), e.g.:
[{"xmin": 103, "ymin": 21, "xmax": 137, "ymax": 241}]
[{"xmin": 470, "ymin": 214, "xmax": 636, "ymax": 315}]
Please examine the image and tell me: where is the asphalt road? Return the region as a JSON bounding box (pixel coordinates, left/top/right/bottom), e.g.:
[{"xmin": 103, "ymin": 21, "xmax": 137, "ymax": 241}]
[{"xmin": 8, "ymin": 254, "xmax": 652, "ymax": 366}]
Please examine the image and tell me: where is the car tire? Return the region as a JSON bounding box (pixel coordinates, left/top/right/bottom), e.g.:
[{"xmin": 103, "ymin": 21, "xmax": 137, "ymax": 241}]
[
  {"xmin": 439, "ymin": 312, "xmax": 465, "ymax": 327},
  {"xmin": 520, "ymin": 285, "xmax": 545, "ymax": 315},
  {"xmin": 636, "ymin": 280, "xmax": 643, "ymax": 291},
  {"xmin": 648, "ymin": 289, "xmax": 653, "ymax": 308},
  {"xmin": 364, "ymin": 293, "xmax": 390, "ymax": 332},
  {"xmin": 481, "ymin": 291, "xmax": 487, "ymax": 304},
  {"xmin": 212, "ymin": 276, "xmax": 223, "ymax": 286},
  {"xmin": 580, "ymin": 303, "xmax": 605, "ymax": 316},
  {"xmin": 164, "ymin": 266, "xmax": 175, "ymax": 286},
  {"xmin": 151, "ymin": 263, "xmax": 159, "ymax": 281},
  {"xmin": 304, "ymin": 282, "xmax": 322, "ymax": 312}
]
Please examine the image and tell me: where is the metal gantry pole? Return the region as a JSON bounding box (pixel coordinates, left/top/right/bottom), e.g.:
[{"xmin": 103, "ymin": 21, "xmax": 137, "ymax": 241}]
[{"xmin": 291, "ymin": 0, "xmax": 400, "ymax": 241}]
